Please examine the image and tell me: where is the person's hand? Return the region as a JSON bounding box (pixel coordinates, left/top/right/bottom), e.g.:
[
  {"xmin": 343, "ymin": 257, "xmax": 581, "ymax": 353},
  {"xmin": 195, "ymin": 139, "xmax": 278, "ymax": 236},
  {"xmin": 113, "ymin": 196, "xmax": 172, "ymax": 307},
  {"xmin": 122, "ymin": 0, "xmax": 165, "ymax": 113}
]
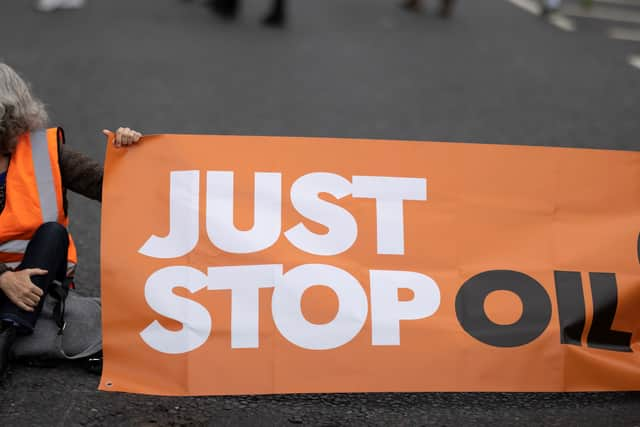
[
  {"xmin": 0, "ymin": 269, "xmax": 47, "ymax": 312},
  {"xmin": 102, "ymin": 127, "xmax": 142, "ymax": 148}
]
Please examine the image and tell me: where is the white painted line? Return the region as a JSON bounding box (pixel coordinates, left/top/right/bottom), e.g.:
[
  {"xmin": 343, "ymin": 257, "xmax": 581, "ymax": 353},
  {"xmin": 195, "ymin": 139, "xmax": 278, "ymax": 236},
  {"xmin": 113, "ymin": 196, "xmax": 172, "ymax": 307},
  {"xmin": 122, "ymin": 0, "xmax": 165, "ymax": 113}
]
[
  {"xmin": 506, "ymin": 0, "xmax": 539, "ymax": 15},
  {"xmin": 629, "ymin": 54, "xmax": 640, "ymax": 69},
  {"xmin": 563, "ymin": 4, "xmax": 640, "ymax": 24},
  {"xmin": 549, "ymin": 14, "xmax": 577, "ymax": 31},
  {"xmin": 609, "ymin": 27, "xmax": 640, "ymax": 41},
  {"xmin": 505, "ymin": 0, "xmax": 577, "ymax": 31},
  {"xmin": 593, "ymin": 0, "xmax": 640, "ymax": 7}
]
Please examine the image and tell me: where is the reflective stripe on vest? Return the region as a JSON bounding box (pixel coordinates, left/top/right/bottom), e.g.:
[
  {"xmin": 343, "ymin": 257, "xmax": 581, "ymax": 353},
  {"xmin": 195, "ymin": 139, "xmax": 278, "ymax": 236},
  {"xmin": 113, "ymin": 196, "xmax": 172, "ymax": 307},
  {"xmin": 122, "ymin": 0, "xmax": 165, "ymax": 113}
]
[
  {"xmin": 3, "ymin": 261, "xmax": 20, "ymax": 270},
  {"xmin": 0, "ymin": 261, "xmax": 75, "ymax": 272},
  {"xmin": 0, "ymin": 239, "xmax": 29, "ymax": 253},
  {"xmin": 30, "ymin": 129, "xmax": 59, "ymax": 222},
  {"xmin": 0, "ymin": 240, "xmax": 75, "ymax": 274}
]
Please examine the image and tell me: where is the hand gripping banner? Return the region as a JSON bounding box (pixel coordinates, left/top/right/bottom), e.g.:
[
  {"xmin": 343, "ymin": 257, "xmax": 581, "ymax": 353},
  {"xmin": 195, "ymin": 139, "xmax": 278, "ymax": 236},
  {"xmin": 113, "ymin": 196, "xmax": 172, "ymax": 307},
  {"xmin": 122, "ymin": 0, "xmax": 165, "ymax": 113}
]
[{"xmin": 100, "ymin": 135, "xmax": 640, "ymax": 395}]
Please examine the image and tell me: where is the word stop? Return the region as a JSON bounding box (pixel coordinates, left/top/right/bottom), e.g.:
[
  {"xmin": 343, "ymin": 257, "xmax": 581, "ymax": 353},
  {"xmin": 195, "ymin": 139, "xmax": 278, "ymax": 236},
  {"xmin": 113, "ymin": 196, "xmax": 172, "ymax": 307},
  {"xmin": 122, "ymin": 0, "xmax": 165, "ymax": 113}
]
[{"xmin": 140, "ymin": 264, "xmax": 441, "ymax": 354}]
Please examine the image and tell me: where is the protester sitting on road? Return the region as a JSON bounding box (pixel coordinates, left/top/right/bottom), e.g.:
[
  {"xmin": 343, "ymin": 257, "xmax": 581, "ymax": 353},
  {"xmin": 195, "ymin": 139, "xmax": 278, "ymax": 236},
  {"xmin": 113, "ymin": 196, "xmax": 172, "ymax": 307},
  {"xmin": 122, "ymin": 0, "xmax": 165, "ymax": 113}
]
[
  {"xmin": 0, "ymin": 63, "xmax": 142, "ymax": 377},
  {"xmin": 402, "ymin": 0, "xmax": 456, "ymax": 18}
]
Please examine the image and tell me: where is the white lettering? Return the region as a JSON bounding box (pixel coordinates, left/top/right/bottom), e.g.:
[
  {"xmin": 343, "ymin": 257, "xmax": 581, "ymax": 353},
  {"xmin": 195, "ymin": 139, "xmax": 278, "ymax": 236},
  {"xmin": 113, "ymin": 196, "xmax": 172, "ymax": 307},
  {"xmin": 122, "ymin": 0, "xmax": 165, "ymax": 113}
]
[
  {"xmin": 206, "ymin": 171, "xmax": 282, "ymax": 254},
  {"xmin": 370, "ymin": 269, "xmax": 440, "ymax": 346},
  {"xmin": 285, "ymin": 173, "xmax": 357, "ymax": 256},
  {"xmin": 352, "ymin": 176, "xmax": 427, "ymax": 255},
  {"xmin": 208, "ymin": 264, "xmax": 281, "ymax": 348},
  {"xmin": 140, "ymin": 266, "xmax": 211, "ymax": 354},
  {"xmin": 139, "ymin": 171, "xmax": 200, "ymax": 259},
  {"xmin": 271, "ymin": 264, "xmax": 368, "ymax": 350}
]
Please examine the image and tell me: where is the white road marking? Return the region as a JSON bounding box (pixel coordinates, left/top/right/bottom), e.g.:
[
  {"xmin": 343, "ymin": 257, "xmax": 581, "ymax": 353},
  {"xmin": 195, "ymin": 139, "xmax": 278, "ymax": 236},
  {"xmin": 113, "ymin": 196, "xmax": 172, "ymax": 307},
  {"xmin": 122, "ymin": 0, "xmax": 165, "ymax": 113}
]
[
  {"xmin": 506, "ymin": 0, "xmax": 640, "ymax": 69},
  {"xmin": 506, "ymin": 0, "xmax": 576, "ymax": 31},
  {"xmin": 609, "ymin": 27, "xmax": 640, "ymax": 41},
  {"xmin": 592, "ymin": 0, "xmax": 640, "ymax": 7},
  {"xmin": 563, "ymin": 4, "xmax": 640, "ymax": 24},
  {"xmin": 506, "ymin": 0, "xmax": 539, "ymax": 15},
  {"xmin": 549, "ymin": 13, "xmax": 577, "ymax": 31}
]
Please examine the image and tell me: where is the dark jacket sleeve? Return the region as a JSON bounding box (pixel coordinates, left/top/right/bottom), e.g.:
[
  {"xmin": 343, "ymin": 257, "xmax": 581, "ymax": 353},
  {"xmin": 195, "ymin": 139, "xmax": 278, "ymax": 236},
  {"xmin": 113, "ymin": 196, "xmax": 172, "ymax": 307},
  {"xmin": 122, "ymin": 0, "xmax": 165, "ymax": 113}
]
[{"xmin": 59, "ymin": 145, "xmax": 104, "ymax": 202}]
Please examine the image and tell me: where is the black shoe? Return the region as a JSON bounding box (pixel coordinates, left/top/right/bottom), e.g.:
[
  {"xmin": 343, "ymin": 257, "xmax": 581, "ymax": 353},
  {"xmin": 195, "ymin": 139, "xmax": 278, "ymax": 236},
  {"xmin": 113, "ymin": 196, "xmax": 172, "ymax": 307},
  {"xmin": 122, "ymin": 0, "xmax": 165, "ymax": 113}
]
[
  {"xmin": 0, "ymin": 324, "xmax": 17, "ymax": 377},
  {"xmin": 85, "ymin": 350, "xmax": 103, "ymax": 375}
]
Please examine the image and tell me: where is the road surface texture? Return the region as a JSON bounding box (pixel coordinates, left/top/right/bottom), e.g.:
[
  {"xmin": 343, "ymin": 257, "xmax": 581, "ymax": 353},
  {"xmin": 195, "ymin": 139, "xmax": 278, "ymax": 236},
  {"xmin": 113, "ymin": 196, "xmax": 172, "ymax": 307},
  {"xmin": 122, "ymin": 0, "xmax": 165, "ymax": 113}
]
[{"xmin": 0, "ymin": 0, "xmax": 639, "ymax": 425}]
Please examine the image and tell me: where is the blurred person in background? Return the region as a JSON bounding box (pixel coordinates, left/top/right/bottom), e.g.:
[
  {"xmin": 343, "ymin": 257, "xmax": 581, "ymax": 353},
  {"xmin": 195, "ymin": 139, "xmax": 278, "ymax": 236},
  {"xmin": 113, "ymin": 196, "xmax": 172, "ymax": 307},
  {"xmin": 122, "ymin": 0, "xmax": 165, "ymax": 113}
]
[
  {"xmin": 209, "ymin": 0, "xmax": 287, "ymax": 27},
  {"xmin": 263, "ymin": 0, "xmax": 286, "ymax": 26},
  {"xmin": 0, "ymin": 63, "xmax": 141, "ymax": 377},
  {"xmin": 35, "ymin": 0, "xmax": 85, "ymax": 12},
  {"xmin": 402, "ymin": 0, "xmax": 456, "ymax": 18},
  {"xmin": 539, "ymin": 0, "xmax": 562, "ymax": 15},
  {"xmin": 209, "ymin": 0, "xmax": 238, "ymax": 19}
]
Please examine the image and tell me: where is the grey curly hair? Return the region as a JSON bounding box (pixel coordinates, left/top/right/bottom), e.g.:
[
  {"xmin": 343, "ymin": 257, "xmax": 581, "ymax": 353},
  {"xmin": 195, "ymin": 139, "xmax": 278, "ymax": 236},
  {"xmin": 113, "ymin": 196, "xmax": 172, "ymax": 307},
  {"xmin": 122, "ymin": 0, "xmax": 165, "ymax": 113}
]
[{"xmin": 0, "ymin": 63, "xmax": 48, "ymax": 154}]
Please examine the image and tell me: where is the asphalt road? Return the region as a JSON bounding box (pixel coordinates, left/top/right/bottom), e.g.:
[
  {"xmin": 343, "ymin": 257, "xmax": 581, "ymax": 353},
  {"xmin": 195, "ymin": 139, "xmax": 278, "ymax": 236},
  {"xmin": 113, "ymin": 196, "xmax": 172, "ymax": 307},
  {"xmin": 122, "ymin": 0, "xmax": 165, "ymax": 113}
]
[{"xmin": 0, "ymin": 0, "xmax": 639, "ymax": 425}]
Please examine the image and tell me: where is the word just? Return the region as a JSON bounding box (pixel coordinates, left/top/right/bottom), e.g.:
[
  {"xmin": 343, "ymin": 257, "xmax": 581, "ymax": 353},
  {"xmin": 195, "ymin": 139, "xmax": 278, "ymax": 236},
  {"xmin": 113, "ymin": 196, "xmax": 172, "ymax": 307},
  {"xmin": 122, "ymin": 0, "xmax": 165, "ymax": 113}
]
[{"xmin": 139, "ymin": 171, "xmax": 426, "ymax": 258}]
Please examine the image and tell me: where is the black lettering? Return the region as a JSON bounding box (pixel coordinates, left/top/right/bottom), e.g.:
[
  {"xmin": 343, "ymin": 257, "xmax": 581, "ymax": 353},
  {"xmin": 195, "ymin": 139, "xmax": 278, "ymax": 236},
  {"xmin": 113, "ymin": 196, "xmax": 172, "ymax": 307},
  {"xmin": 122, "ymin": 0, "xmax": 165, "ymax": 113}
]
[
  {"xmin": 455, "ymin": 270, "xmax": 551, "ymax": 347},
  {"xmin": 586, "ymin": 272, "xmax": 632, "ymax": 352},
  {"xmin": 554, "ymin": 271, "xmax": 586, "ymax": 346}
]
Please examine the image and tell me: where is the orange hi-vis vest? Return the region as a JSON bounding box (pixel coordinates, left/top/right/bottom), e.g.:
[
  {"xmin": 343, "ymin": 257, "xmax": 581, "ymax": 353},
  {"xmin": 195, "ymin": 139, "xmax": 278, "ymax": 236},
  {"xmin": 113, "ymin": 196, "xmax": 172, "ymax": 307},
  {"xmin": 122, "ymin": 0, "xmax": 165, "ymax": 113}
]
[{"xmin": 0, "ymin": 128, "xmax": 78, "ymax": 276}]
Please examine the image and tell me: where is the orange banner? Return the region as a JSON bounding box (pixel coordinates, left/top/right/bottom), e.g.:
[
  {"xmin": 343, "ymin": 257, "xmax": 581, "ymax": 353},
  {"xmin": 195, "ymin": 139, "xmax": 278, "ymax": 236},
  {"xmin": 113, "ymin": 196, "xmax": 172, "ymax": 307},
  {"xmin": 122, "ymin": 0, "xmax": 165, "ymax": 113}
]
[{"xmin": 100, "ymin": 135, "xmax": 640, "ymax": 395}]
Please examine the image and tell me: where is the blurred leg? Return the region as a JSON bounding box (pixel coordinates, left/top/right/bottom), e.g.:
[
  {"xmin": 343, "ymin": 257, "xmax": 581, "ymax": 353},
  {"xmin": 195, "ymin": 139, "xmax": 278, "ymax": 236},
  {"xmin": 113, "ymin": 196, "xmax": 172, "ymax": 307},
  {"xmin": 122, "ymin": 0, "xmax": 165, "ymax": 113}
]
[
  {"xmin": 439, "ymin": 0, "xmax": 455, "ymax": 18},
  {"xmin": 263, "ymin": 0, "xmax": 286, "ymax": 27},
  {"xmin": 402, "ymin": 0, "xmax": 422, "ymax": 12},
  {"xmin": 540, "ymin": 0, "xmax": 561, "ymax": 15}
]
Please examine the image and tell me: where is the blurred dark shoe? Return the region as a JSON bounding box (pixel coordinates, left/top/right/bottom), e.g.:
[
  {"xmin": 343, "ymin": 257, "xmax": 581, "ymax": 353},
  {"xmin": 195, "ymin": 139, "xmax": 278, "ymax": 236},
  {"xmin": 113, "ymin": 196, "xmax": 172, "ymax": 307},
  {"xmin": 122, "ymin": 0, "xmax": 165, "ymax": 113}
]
[
  {"xmin": 262, "ymin": 13, "xmax": 285, "ymax": 28},
  {"xmin": 0, "ymin": 324, "xmax": 17, "ymax": 378},
  {"xmin": 401, "ymin": 0, "xmax": 421, "ymax": 12},
  {"xmin": 208, "ymin": 0, "xmax": 238, "ymax": 20},
  {"xmin": 439, "ymin": 0, "xmax": 454, "ymax": 18}
]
